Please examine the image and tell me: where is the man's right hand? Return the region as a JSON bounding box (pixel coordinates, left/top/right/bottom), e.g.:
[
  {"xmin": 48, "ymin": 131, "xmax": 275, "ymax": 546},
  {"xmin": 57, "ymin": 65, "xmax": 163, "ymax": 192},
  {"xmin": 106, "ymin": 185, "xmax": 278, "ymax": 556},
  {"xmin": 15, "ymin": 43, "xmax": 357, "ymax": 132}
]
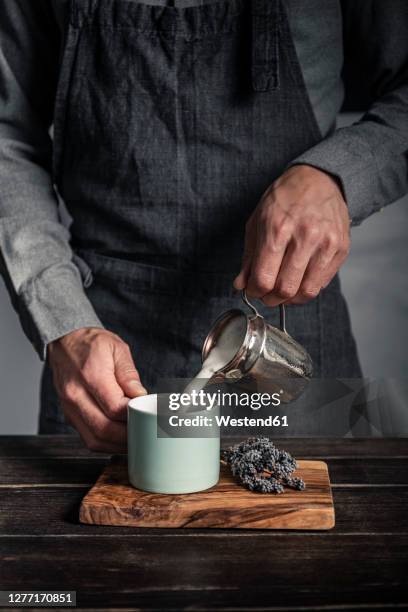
[{"xmin": 47, "ymin": 328, "xmax": 147, "ymax": 453}]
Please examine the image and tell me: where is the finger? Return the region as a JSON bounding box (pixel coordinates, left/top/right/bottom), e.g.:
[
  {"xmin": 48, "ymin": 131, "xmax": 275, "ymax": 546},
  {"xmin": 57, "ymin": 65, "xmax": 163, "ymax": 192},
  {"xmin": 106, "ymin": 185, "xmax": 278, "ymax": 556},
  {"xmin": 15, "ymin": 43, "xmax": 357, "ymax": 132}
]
[
  {"xmin": 246, "ymin": 217, "xmax": 291, "ymax": 298},
  {"xmin": 62, "ymin": 387, "xmax": 127, "ymax": 452},
  {"xmin": 261, "ymin": 238, "xmax": 315, "ymax": 307},
  {"xmin": 306, "ymin": 250, "xmax": 348, "ymax": 298},
  {"xmin": 81, "ymin": 362, "xmax": 129, "ymax": 423},
  {"xmin": 290, "ymin": 246, "xmax": 339, "ymax": 305},
  {"xmin": 65, "ymin": 405, "xmax": 127, "ymax": 454},
  {"xmin": 114, "ymin": 342, "xmax": 148, "ymax": 399},
  {"xmin": 233, "ymin": 250, "xmax": 252, "ymax": 290},
  {"xmin": 233, "ymin": 218, "xmax": 256, "ymax": 290},
  {"xmin": 67, "ymin": 386, "xmax": 127, "ymax": 447},
  {"xmin": 321, "ymin": 243, "xmax": 349, "ymax": 289}
]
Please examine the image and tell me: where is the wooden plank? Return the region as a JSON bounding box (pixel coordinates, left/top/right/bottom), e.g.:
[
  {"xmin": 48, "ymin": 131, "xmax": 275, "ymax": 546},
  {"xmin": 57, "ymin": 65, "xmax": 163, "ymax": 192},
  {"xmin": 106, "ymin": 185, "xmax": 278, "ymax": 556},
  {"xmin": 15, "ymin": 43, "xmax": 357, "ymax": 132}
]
[
  {"xmin": 1, "ymin": 436, "xmax": 407, "ymax": 611},
  {"xmin": 1, "ymin": 436, "xmax": 407, "ymax": 458},
  {"xmin": 1, "ymin": 455, "xmax": 407, "ymax": 486},
  {"xmin": 0, "ymin": 487, "xmax": 407, "ymax": 535},
  {"xmin": 0, "ymin": 535, "xmax": 407, "ymax": 608},
  {"xmin": 324, "ymin": 457, "xmax": 408, "ymax": 485},
  {"xmin": 0, "ymin": 457, "xmax": 108, "ymax": 485},
  {"xmin": 78, "ymin": 459, "xmax": 334, "ymax": 530},
  {"xmin": 33, "ymin": 608, "xmax": 408, "ymax": 612},
  {"xmin": 223, "ymin": 437, "xmax": 408, "ymax": 458},
  {"xmin": 0, "ymin": 435, "xmax": 95, "ymax": 457}
]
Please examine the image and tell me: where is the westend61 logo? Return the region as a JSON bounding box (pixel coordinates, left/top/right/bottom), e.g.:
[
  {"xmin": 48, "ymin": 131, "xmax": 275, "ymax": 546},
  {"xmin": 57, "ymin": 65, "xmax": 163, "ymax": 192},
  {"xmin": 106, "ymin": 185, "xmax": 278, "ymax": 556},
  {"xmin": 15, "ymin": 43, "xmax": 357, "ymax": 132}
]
[{"xmin": 168, "ymin": 390, "xmax": 282, "ymax": 411}]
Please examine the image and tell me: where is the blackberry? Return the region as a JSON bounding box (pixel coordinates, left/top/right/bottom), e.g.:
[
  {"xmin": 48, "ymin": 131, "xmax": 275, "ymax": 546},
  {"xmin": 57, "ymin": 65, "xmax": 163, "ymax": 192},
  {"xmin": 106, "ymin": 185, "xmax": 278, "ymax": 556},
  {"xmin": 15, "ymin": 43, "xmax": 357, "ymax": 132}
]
[{"xmin": 221, "ymin": 437, "xmax": 306, "ymax": 494}]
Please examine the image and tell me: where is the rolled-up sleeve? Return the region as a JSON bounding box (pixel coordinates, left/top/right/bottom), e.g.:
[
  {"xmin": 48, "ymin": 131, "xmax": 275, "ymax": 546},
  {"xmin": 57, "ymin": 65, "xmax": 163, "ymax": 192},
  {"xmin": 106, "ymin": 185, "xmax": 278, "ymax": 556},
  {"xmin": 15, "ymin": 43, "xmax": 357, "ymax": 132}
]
[
  {"xmin": 289, "ymin": 0, "xmax": 408, "ymax": 226},
  {"xmin": 0, "ymin": 0, "xmax": 103, "ymax": 360}
]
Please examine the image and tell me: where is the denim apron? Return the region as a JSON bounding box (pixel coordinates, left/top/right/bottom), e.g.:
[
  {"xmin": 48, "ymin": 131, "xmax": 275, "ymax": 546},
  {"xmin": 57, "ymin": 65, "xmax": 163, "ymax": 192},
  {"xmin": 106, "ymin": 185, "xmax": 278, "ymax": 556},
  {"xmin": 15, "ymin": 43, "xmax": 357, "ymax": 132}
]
[{"xmin": 40, "ymin": 0, "xmax": 362, "ymax": 434}]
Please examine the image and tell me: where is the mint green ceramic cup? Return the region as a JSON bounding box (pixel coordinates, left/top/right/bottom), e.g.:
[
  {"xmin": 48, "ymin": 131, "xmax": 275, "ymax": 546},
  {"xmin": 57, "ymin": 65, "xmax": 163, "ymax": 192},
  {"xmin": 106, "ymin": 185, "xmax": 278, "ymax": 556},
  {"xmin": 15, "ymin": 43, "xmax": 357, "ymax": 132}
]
[{"xmin": 128, "ymin": 394, "xmax": 220, "ymax": 494}]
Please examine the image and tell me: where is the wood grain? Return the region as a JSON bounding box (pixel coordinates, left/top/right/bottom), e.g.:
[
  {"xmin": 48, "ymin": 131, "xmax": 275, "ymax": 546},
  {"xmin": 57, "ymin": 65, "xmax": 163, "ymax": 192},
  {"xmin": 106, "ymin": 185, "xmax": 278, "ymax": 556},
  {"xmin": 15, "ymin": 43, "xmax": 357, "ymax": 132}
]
[
  {"xmin": 2, "ymin": 455, "xmax": 408, "ymax": 486},
  {"xmin": 2, "ymin": 436, "xmax": 408, "ymax": 610},
  {"xmin": 2, "ymin": 435, "xmax": 408, "ymax": 457},
  {"xmin": 1, "ymin": 487, "xmax": 408, "ymax": 535},
  {"xmin": 79, "ymin": 457, "xmax": 335, "ymax": 529},
  {"xmin": 1, "ymin": 535, "xmax": 407, "ymax": 609},
  {"xmin": 0, "ymin": 457, "xmax": 108, "ymax": 484}
]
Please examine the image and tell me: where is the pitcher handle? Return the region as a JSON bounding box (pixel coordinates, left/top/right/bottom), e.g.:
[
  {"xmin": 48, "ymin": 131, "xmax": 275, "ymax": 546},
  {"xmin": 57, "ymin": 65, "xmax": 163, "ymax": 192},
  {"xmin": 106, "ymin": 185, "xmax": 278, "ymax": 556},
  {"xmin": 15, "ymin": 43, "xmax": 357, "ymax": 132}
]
[
  {"xmin": 242, "ymin": 289, "xmax": 287, "ymax": 334},
  {"xmin": 279, "ymin": 304, "xmax": 287, "ymax": 334},
  {"xmin": 241, "ymin": 289, "xmax": 261, "ymax": 318}
]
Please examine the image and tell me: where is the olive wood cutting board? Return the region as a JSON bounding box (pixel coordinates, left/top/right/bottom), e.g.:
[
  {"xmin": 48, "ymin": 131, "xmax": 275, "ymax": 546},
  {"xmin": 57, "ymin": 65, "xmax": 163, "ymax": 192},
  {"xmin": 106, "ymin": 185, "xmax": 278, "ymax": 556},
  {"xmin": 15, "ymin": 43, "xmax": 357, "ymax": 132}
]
[{"xmin": 79, "ymin": 456, "xmax": 335, "ymax": 529}]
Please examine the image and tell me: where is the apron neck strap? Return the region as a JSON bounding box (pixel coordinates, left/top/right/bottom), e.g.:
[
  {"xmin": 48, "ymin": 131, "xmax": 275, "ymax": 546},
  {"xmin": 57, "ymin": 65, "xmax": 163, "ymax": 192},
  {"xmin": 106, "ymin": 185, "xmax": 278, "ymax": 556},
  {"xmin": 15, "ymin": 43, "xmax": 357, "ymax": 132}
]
[{"xmin": 251, "ymin": 0, "xmax": 281, "ymax": 92}]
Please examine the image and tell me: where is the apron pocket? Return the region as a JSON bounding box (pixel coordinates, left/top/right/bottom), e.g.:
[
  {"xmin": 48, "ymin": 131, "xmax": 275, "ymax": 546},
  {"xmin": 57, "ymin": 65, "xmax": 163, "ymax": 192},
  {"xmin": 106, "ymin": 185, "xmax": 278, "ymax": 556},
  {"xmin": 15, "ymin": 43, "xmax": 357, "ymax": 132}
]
[{"xmin": 74, "ymin": 249, "xmax": 237, "ymax": 298}]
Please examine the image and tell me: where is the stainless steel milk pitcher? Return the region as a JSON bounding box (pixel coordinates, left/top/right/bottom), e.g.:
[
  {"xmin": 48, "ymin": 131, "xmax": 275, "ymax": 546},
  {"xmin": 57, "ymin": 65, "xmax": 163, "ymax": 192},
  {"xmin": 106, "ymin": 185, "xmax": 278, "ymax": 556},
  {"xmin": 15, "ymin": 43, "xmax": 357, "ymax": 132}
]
[{"xmin": 201, "ymin": 290, "xmax": 313, "ymax": 403}]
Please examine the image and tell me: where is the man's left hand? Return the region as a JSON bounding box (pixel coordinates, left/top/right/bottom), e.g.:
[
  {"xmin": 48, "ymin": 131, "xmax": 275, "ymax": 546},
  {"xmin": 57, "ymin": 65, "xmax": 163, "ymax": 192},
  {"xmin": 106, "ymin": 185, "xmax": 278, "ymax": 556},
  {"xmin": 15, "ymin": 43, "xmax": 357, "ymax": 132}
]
[{"xmin": 234, "ymin": 165, "xmax": 351, "ymax": 305}]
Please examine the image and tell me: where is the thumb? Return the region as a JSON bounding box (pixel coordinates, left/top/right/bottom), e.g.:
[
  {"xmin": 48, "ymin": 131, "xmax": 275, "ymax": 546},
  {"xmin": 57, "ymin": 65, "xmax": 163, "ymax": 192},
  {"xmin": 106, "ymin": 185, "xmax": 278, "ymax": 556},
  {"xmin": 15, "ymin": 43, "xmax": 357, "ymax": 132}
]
[
  {"xmin": 114, "ymin": 343, "xmax": 148, "ymax": 398},
  {"xmin": 233, "ymin": 259, "xmax": 251, "ymax": 290}
]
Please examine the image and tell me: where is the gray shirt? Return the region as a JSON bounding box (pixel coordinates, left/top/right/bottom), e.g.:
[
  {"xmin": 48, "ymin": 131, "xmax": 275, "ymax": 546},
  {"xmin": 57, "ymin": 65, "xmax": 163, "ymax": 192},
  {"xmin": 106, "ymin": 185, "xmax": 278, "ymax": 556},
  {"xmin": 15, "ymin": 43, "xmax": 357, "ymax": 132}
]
[{"xmin": 0, "ymin": 0, "xmax": 407, "ymax": 359}]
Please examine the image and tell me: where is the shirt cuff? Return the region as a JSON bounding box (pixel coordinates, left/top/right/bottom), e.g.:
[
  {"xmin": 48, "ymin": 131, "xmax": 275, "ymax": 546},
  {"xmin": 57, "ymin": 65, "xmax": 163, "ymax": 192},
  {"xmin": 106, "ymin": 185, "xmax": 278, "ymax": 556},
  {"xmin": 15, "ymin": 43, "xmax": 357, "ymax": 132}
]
[
  {"xmin": 17, "ymin": 260, "xmax": 104, "ymax": 361},
  {"xmin": 287, "ymin": 127, "xmax": 385, "ymax": 226}
]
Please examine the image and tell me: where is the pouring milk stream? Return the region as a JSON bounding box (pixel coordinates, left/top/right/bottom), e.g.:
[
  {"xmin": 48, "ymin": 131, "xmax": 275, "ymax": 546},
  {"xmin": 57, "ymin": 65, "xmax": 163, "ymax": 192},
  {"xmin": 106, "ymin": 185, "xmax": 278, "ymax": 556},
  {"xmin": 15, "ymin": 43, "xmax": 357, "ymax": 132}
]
[
  {"xmin": 183, "ymin": 291, "xmax": 313, "ymax": 404},
  {"xmin": 183, "ymin": 314, "xmax": 247, "ymax": 396}
]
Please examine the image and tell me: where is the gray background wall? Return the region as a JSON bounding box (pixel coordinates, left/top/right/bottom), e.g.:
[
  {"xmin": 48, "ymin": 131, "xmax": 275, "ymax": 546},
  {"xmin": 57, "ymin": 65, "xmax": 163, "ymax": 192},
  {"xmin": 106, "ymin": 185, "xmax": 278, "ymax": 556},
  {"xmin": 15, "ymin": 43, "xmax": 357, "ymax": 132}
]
[{"xmin": 1, "ymin": 114, "xmax": 407, "ymax": 434}]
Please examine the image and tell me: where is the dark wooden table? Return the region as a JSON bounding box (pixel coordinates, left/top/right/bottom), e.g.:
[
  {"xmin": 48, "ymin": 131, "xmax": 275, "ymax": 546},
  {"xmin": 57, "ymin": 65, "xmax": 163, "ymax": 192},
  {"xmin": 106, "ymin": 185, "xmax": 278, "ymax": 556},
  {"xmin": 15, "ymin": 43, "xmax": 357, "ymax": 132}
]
[{"xmin": 1, "ymin": 436, "xmax": 407, "ymax": 611}]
